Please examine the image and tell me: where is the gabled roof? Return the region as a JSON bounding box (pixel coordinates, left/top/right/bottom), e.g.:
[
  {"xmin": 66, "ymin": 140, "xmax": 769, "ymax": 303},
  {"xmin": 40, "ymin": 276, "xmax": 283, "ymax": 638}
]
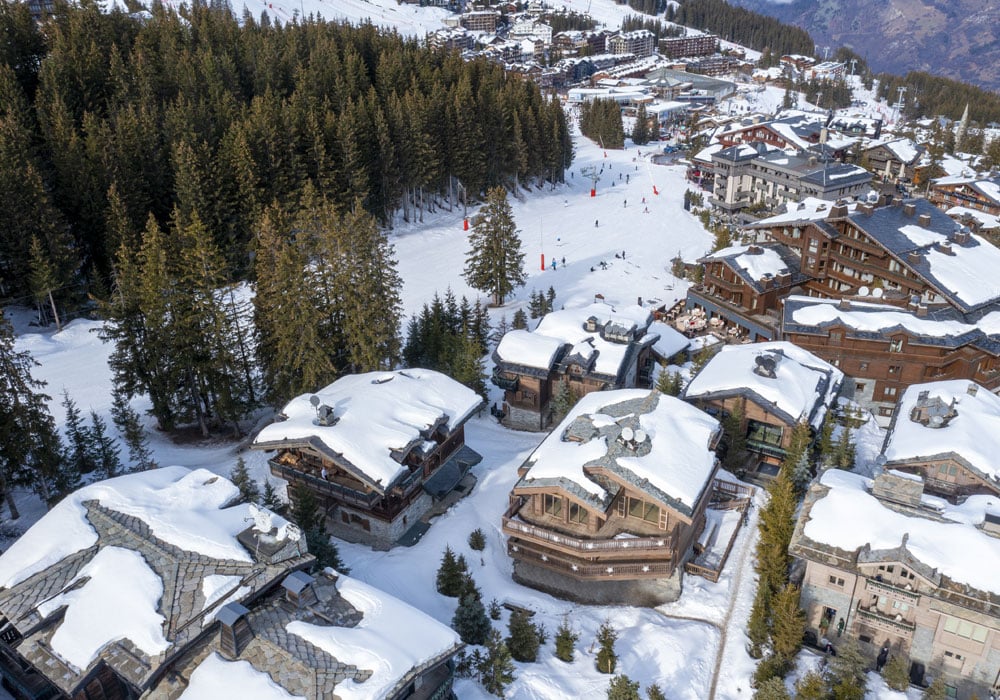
[
  {"xmin": 253, "ymin": 369, "xmax": 483, "ymax": 493},
  {"xmin": 515, "ymin": 390, "xmax": 720, "ymax": 517},
  {"xmin": 848, "ymin": 198, "xmax": 1000, "ymax": 313},
  {"xmin": 683, "ymin": 341, "xmax": 843, "ymax": 429},
  {"xmin": 701, "ymin": 243, "xmax": 804, "ymax": 293}
]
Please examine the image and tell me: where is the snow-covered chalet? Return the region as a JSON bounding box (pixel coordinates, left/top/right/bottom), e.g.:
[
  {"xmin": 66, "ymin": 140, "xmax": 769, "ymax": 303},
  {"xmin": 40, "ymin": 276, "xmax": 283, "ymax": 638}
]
[
  {"xmin": 252, "ymin": 369, "xmax": 483, "ymax": 549},
  {"xmin": 790, "ymin": 466, "xmax": 1000, "ymax": 698},
  {"xmin": 682, "ymin": 341, "xmax": 843, "ymax": 479},
  {"xmin": 502, "ymin": 388, "xmax": 738, "ymax": 606},
  {"xmin": 491, "ymin": 301, "xmax": 688, "ymax": 432},
  {"xmin": 0, "ymin": 468, "xmax": 462, "ymax": 700}
]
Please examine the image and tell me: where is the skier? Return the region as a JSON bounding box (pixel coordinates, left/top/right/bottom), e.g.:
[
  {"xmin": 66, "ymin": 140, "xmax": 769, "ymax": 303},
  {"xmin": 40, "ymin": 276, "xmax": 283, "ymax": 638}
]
[
  {"xmin": 595, "ymin": 219, "xmax": 599, "ymax": 228},
  {"xmin": 624, "ymin": 200, "xmax": 627, "ymax": 207}
]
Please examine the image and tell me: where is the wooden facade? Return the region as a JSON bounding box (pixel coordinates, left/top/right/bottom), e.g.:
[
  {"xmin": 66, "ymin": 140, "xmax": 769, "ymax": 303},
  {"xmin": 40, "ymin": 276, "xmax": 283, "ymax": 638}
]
[{"xmin": 929, "ymin": 178, "xmax": 1000, "ymax": 217}]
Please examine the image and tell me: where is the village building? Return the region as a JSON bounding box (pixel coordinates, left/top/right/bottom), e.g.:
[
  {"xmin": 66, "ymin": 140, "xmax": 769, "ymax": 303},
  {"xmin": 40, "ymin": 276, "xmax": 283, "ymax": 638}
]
[
  {"xmin": 709, "ymin": 145, "xmax": 872, "ymax": 213},
  {"xmin": 0, "ymin": 468, "xmax": 462, "ymax": 700},
  {"xmin": 491, "ymin": 301, "xmax": 689, "ymax": 431},
  {"xmin": 880, "ymin": 380, "xmax": 1000, "ymax": 499},
  {"xmin": 687, "ymin": 242, "xmax": 806, "ymax": 341},
  {"xmin": 502, "ymin": 388, "xmax": 752, "ymax": 606},
  {"xmin": 790, "ymin": 466, "xmax": 1000, "ymax": 699},
  {"xmin": 929, "ymin": 175, "xmax": 1000, "ymax": 218},
  {"xmin": 781, "ymin": 296, "xmax": 1000, "ymax": 424},
  {"xmin": 661, "ymin": 33, "xmax": 718, "ymax": 59},
  {"xmin": 860, "ymin": 137, "xmax": 926, "ymax": 184},
  {"xmin": 682, "ymin": 341, "xmax": 843, "ymax": 478},
  {"xmin": 252, "ymin": 369, "xmax": 483, "ymax": 549},
  {"xmin": 606, "ymin": 30, "xmax": 655, "ymax": 59}
]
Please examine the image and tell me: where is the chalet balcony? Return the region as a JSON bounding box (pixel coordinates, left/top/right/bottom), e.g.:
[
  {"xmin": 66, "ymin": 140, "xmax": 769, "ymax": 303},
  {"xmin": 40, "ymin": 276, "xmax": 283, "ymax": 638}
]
[
  {"xmin": 269, "ymin": 459, "xmax": 381, "ymax": 510},
  {"xmin": 507, "ymin": 538, "xmax": 676, "ymax": 581},
  {"xmin": 745, "ymin": 438, "xmax": 786, "ymax": 461},
  {"xmin": 491, "ymin": 370, "xmax": 519, "ymax": 391},
  {"xmin": 501, "ymin": 499, "xmax": 676, "ymax": 562},
  {"xmin": 855, "ymin": 605, "xmax": 916, "ymax": 635},
  {"xmin": 864, "ymin": 577, "xmax": 921, "ymax": 604}
]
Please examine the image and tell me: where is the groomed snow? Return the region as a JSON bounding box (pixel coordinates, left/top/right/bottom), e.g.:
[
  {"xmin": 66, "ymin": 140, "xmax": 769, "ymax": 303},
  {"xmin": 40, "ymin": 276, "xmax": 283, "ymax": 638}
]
[
  {"xmin": 684, "ymin": 341, "xmax": 842, "ymax": 428},
  {"xmin": 789, "ymin": 296, "xmax": 979, "ymax": 337},
  {"xmin": 883, "ymin": 380, "xmax": 1000, "ymax": 481},
  {"xmin": 180, "ymin": 653, "xmax": 304, "ymax": 700},
  {"xmin": 285, "ymin": 573, "xmax": 460, "ymax": 700},
  {"xmin": 254, "ymin": 369, "xmax": 482, "ymax": 489},
  {"xmin": 0, "ymin": 467, "xmax": 256, "ymax": 590},
  {"xmin": 803, "ymin": 469, "xmax": 1000, "ymax": 595},
  {"xmin": 36, "ymin": 546, "xmax": 169, "ymax": 670},
  {"xmin": 520, "ymin": 389, "xmax": 719, "ymax": 509}
]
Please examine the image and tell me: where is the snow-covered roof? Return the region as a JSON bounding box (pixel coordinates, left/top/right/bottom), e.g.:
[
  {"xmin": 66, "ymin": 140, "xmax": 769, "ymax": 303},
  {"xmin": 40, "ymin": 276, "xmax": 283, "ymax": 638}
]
[
  {"xmin": 704, "ymin": 243, "xmax": 789, "ymax": 282},
  {"xmin": 785, "ymin": 296, "xmax": 984, "ymax": 339},
  {"xmin": 683, "ymin": 341, "xmax": 843, "ymax": 429},
  {"xmin": 254, "ymin": 369, "xmax": 483, "ymax": 491},
  {"xmin": 946, "ymin": 206, "xmax": 1000, "ymax": 231},
  {"xmin": 801, "ymin": 469, "xmax": 1000, "ymax": 596},
  {"xmin": 755, "ymin": 197, "xmax": 856, "ymax": 224},
  {"xmin": 495, "ymin": 328, "xmax": 566, "ymax": 370},
  {"xmin": 285, "ymin": 574, "xmax": 461, "ymax": 700},
  {"xmin": 866, "ymin": 137, "xmax": 922, "ymax": 164},
  {"xmin": 0, "ymin": 466, "xmax": 260, "ymax": 589},
  {"xmin": 648, "ymin": 321, "xmax": 690, "ymax": 360},
  {"xmin": 883, "ymin": 380, "xmax": 1000, "ymax": 484},
  {"xmin": 180, "ymin": 654, "xmax": 303, "ymax": 700},
  {"xmin": 497, "ymin": 302, "xmax": 655, "ymax": 379},
  {"xmin": 518, "ymin": 389, "xmax": 720, "ymax": 514}
]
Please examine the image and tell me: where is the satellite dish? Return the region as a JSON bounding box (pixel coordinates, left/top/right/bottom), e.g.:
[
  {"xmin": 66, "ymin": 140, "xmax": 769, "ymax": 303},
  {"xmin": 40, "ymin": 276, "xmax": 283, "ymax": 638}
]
[
  {"xmin": 634, "ymin": 428, "xmax": 647, "ymax": 443},
  {"xmin": 621, "ymin": 426, "xmax": 635, "ymax": 442},
  {"xmin": 249, "ymin": 503, "xmax": 274, "ymax": 534},
  {"xmin": 872, "ymin": 288, "xmax": 884, "ymax": 299},
  {"xmin": 309, "ymin": 395, "xmax": 321, "ymax": 408},
  {"xmin": 858, "ymin": 286, "xmax": 870, "ymax": 297}
]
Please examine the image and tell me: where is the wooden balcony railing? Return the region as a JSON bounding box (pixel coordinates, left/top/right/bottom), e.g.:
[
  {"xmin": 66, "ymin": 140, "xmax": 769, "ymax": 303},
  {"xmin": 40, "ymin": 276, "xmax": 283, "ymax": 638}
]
[
  {"xmin": 507, "ymin": 539, "xmax": 675, "ymax": 580},
  {"xmin": 491, "ymin": 370, "xmax": 519, "ymax": 391},
  {"xmin": 865, "ymin": 577, "xmax": 921, "ymax": 603},
  {"xmin": 269, "ymin": 460, "xmax": 380, "ymax": 509},
  {"xmin": 501, "ymin": 498, "xmax": 675, "ymax": 555}
]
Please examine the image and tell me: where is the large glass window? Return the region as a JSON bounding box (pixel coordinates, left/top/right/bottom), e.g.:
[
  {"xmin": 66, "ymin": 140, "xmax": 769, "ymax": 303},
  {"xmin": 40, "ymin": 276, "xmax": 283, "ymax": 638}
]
[
  {"xmin": 627, "ymin": 496, "xmax": 661, "ymax": 524},
  {"xmin": 543, "ymin": 494, "xmax": 562, "ymax": 518},
  {"xmin": 569, "ymin": 502, "xmax": 589, "ymax": 524},
  {"xmin": 747, "ymin": 420, "xmax": 783, "ymax": 446}
]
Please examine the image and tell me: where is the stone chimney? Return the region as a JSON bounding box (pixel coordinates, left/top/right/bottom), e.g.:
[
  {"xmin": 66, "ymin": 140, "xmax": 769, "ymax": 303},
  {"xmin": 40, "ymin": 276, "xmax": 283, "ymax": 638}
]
[
  {"xmin": 838, "ymin": 299, "xmax": 852, "ymax": 311},
  {"xmin": 952, "ymin": 228, "xmax": 972, "ymax": 244},
  {"xmin": 282, "ymin": 571, "xmax": 319, "ymax": 609},
  {"xmin": 918, "ymin": 213, "xmax": 931, "ymax": 227},
  {"xmin": 968, "ymin": 383, "xmax": 979, "ymax": 397},
  {"xmin": 903, "ymin": 202, "xmax": 916, "ymax": 216},
  {"xmin": 907, "ymin": 251, "xmax": 922, "ymax": 265}
]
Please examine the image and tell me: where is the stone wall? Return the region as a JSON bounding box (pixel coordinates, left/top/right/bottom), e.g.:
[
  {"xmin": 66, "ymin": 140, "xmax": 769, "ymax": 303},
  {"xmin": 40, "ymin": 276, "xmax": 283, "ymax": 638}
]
[{"xmin": 512, "ymin": 560, "xmax": 683, "ymax": 607}]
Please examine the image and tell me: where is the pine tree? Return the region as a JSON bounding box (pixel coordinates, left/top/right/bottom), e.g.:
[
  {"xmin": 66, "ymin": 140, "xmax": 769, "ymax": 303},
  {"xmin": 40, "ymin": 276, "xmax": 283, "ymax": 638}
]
[
  {"xmin": 631, "ymin": 103, "xmax": 650, "ymax": 146},
  {"xmin": 452, "ymin": 590, "xmax": 492, "ymax": 645},
  {"xmin": 752, "ymin": 654, "xmax": 791, "ymax": 688},
  {"xmin": 110, "ymin": 388, "xmax": 155, "ymax": 471},
  {"xmin": 0, "ymin": 317, "xmax": 67, "ymax": 515},
  {"xmin": 468, "ymin": 528, "xmax": 486, "ymax": 551},
  {"xmin": 554, "ymin": 616, "xmax": 578, "ymax": 662},
  {"xmin": 607, "ymin": 674, "xmax": 641, "ymax": 700},
  {"xmin": 923, "ymin": 677, "xmax": 948, "ymax": 700},
  {"xmin": 825, "ymin": 638, "xmax": 867, "ymax": 700},
  {"xmin": 817, "ymin": 409, "xmax": 837, "ymax": 467},
  {"xmin": 506, "ymin": 608, "xmax": 541, "ymax": 662},
  {"xmin": 779, "ymin": 421, "xmax": 811, "ymax": 476},
  {"xmin": 62, "ymin": 391, "xmax": 97, "ymax": 475},
  {"xmin": 437, "ymin": 545, "xmax": 466, "ymax": 597},
  {"xmin": 793, "ymin": 671, "xmax": 826, "ymax": 700},
  {"xmin": 752, "ymin": 677, "xmax": 790, "ymax": 700},
  {"xmin": 88, "ymin": 410, "xmax": 122, "ymax": 480},
  {"xmin": 261, "ymin": 480, "xmax": 283, "ymax": 510},
  {"xmin": 882, "ymin": 654, "xmax": 910, "ymax": 691},
  {"xmin": 230, "ymin": 456, "xmax": 260, "ymax": 503},
  {"xmin": 550, "ymin": 380, "xmax": 578, "ymax": 422},
  {"xmin": 489, "ymin": 599, "xmax": 502, "ymax": 620},
  {"xmin": 490, "ymin": 314, "xmax": 511, "ymax": 346},
  {"xmin": 746, "ymin": 584, "xmax": 771, "ymax": 659},
  {"xmin": 656, "ymin": 370, "xmax": 682, "ymax": 396},
  {"xmin": 595, "ymin": 620, "xmax": 618, "ymax": 674},
  {"xmin": 464, "ymin": 187, "xmax": 527, "ymax": 307},
  {"xmin": 512, "ymin": 309, "xmax": 529, "ymax": 330},
  {"xmin": 646, "ymin": 684, "xmax": 666, "ymax": 700},
  {"xmin": 721, "ymin": 404, "xmax": 748, "ymax": 471},
  {"xmin": 835, "ymin": 424, "xmax": 856, "ymax": 470},
  {"xmin": 479, "ymin": 629, "xmax": 515, "ymax": 698},
  {"xmin": 769, "ymin": 584, "xmax": 805, "ymax": 660},
  {"xmin": 28, "ymin": 235, "xmax": 63, "ymax": 331},
  {"xmin": 755, "ymin": 472, "xmax": 797, "ymax": 596},
  {"xmin": 790, "ymin": 450, "xmax": 812, "ymax": 494}
]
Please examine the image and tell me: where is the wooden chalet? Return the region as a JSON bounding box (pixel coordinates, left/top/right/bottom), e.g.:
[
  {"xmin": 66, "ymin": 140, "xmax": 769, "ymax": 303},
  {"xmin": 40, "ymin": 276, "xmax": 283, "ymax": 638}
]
[
  {"xmin": 502, "ymin": 389, "xmax": 726, "ymax": 606},
  {"xmin": 929, "ymin": 176, "xmax": 1000, "ymax": 217},
  {"xmin": 252, "ymin": 369, "xmax": 483, "ymax": 549}
]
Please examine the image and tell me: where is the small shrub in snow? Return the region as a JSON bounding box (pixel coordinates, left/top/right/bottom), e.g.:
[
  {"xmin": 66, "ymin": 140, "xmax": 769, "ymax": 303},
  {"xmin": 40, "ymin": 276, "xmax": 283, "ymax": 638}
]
[
  {"xmin": 607, "ymin": 674, "xmax": 640, "ymax": 700},
  {"xmin": 468, "ymin": 528, "xmax": 487, "ymax": 551},
  {"xmin": 554, "ymin": 617, "xmax": 578, "ymax": 662},
  {"xmin": 595, "ymin": 619, "xmax": 618, "ymax": 674},
  {"xmin": 882, "ymin": 654, "xmax": 910, "ymax": 691},
  {"xmin": 752, "ymin": 676, "xmax": 790, "ymax": 700}
]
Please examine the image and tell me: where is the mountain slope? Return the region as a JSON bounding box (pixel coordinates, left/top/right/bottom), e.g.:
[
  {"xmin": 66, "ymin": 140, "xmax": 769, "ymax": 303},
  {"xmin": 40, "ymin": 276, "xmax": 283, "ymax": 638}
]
[{"xmin": 730, "ymin": 0, "xmax": 1000, "ymax": 93}]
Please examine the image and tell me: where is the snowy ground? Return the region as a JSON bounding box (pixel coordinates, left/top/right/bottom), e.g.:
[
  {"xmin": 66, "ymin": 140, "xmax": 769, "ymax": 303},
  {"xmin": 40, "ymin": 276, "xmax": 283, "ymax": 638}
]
[{"xmin": 3, "ymin": 125, "xmax": 914, "ymax": 698}]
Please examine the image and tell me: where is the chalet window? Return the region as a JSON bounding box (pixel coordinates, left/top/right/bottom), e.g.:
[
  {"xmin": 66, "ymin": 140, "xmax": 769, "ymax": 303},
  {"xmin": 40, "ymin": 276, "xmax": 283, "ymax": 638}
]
[
  {"xmin": 808, "ymin": 239, "xmax": 819, "ymax": 252},
  {"xmin": 828, "ymin": 575, "xmax": 844, "ymax": 586},
  {"xmin": 544, "ymin": 494, "xmax": 563, "ymax": 518},
  {"xmin": 859, "ymin": 362, "xmax": 869, "ymax": 371},
  {"xmin": 878, "ymin": 407, "xmax": 895, "ymax": 417},
  {"xmin": 830, "ymin": 331, "xmax": 842, "ymax": 343},
  {"xmin": 569, "ymin": 502, "xmax": 588, "ymax": 524},
  {"xmin": 746, "ymin": 420, "xmax": 782, "ymax": 447},
  {"xmin": 856, "ymin": 382, "xmax": 866, "ymax": 393},
  {"xmin": 626, "ymin": 496, "xmax": 661, "ymax": 525},
  {"xmin": 889, "ymin": 339, "xmax": 904, "ymax": 352},
  {"xmin": 943, "ymin": 618, "xmax": 989, "ymax": 642},
  {"xmin": 888, "ymin": 365, "xmax": 901, "ymax": 375}
]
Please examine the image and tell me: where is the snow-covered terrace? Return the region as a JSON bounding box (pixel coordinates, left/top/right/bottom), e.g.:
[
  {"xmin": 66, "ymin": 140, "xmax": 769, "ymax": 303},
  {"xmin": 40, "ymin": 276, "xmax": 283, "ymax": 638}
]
[{"xmin": 253, "ymin": 369, "xmax": 483, "ymax": 491}]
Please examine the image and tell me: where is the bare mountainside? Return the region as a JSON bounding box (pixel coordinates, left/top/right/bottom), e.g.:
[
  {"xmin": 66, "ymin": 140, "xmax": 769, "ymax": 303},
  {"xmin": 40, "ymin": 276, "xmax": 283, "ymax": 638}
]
[{"xmin": 730, "ymin": 0, "xmax": 1000, "ymax": 92}]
